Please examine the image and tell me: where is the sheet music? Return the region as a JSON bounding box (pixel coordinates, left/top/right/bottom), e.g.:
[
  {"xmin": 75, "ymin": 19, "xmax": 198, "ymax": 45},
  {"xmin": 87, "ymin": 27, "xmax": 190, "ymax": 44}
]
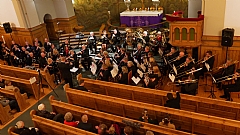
[
  {"xmin": 169, "ymin": 74, "xmax": 175, "ymax": 82},
  {"xmin": 140, "ymin": 64, "xmax": 146, "ymax": 72},
  {"xmin": 137, "ymin": 69, "xmax": 144, "ymax": 78},
  {"xmin": 173, "ymin": 64, "xmax": 177, "ymax": 75},
  {"xmin": 90, "ymin": 62, "xmax": 97, "ymax": 75},
  {"xmin": 29, "ymin": 77, "xmax": 36, "ymax": 84},
  {"xmin": 111, "ymin": 67, "xmax": 118, "ymax": 78},
  {"xmin": 131, "ymin": 76, "xmax": 141, "ymax": 85},
  {"xmin": 205, "ymin": 63, "xmax": 210, "ymax": 71},
  {"xmin": 89, "ymin": 36, "xmax": 94, "ymax": 40},
  {"xmin": 70, "ymin": 67, "xmax": 78, "ymax": 72}
]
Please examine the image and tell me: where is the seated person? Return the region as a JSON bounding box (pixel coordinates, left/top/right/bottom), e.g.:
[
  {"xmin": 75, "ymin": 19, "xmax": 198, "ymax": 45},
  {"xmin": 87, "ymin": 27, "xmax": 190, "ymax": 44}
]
[
  {"xmin": 108, "ymin": 125, "xmax": 117, "ymax": 135},
  {"xmin": 220, "ymin": 69, "xmax": 240, "ymax": 101},
  {"xmin": 146, "ymin": 131, "xmax": 154, "ymax": 135},
  {"xmin": 36, "ymin": 104, "xmax": 64, "ymax": 123},
  {"xmin": 123, "ymin": 126, "xmax": 133, "ymax": 135},
  {"xmin": 64, "ymin": 112, "xmax": 79, "ymax": 127},
  {"xmin": 139, "ymin": 109, "xmax": 156, "ymax": 124},
  {"xmin": 78, "ymin": 114, "xmax": 94, "ymax": 132},
  {"xmin": 180, "ymin": 74, "xmax": 198, "ymax": 95},
  {"xmin": 95, "ymin": 123, "xmax": 108, "ymax": 135},
  {"xmin": 14, "ymin": 121, "xmax": 41, "ymax": 135},
  {"xmin": 118, "ymin": 66, "xmax": 128, "ymax": 85},
  {"xmin": 164, "ymin": 91, "xmax": 180, "ymax": 109},
  {"xmin": 75, "ymin": 80, "xmax": 89, "ymax": 92},
  {"xmin": 144, "ymin": 66, "xmax": 161, "ymax": 89},
  {"xmin": 4, "ymin": 80, "xmax": 16, "ymax": 90},
  {"xmin": 0, "ymin": 94, "xmax": 20, "ymax": 112},
  {"xmin": 159, "ymin": 117, "xmax": 175, "ymax": 129},
  {"xmin": 127, "ymin": 61, "xmax": 137, "ymax": 77}
]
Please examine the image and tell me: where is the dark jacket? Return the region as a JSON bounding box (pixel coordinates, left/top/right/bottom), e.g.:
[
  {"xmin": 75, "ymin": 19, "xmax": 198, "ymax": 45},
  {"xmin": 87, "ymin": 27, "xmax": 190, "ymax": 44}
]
[
  {"xmin": 78, "ymin": 122, "xmax": 94, "ymax": 132},
  {"xmin": 14, "ymin": 127, "xmax": 38, "ymax": 135},
  {"xmin": 36, "ymin": 110, "xmax": 55, "ymax": 120},
  {"xmin": 164, "ymin": 92, "xmax": 181, "ymax": 109},
  {"xmin": 58, "ymin": 62, "xmax": 72, "ymax": 79}
]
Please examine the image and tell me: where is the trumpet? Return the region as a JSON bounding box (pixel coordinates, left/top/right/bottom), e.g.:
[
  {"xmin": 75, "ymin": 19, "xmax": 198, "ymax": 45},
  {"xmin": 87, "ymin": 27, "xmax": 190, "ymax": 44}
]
[{"xmin": 167, "ymin": 79, "xmax": 198, "ymax": 86}]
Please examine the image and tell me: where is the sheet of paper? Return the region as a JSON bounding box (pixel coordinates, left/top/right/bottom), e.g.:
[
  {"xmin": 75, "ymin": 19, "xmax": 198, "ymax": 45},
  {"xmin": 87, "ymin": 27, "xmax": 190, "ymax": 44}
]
[
  {"xmin": 29, "ymin": 77, "xmax": 37, "ymax": 84},
  {"xmin": 90, "ymin": 62, "xmax": 97, "ymax": 75},
  {"xmin": 111, "ymin": 68, "xmax": 118, "ymax": 78},
  {"xmin": 131, "ymin": 76, "xmax": 141, "ymax": 85},
  {"xmin": 173, "ymin": 64, "xmax": 177, "ymax": 75},
  {"xmin": 137, "ymin": 69, "xmax": 143, "ymax": 78},
  {"xmin": 70, "ymin": 67, "xmax": 78, "ymax": 72},
  {"xmin": 140, "ymin": 64, "xmax": 146, "ymax": 72},
  {"xmin": 205, "ymin": 63, "xmax": 210, "ymax": 71},
  {"xmin": 169, "ymin": 74, "xmax": 175, "ymax": 82}
]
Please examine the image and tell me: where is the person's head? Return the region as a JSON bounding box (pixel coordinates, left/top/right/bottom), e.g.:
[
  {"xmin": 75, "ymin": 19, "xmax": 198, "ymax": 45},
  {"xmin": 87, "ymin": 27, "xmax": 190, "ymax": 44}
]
[
  {"xmin": 35, "ymin": 41, "xmax": 39, "ymax": 46},
  {"xmin": 123, "ymin": 57, "xmax": 128, "ymax": 63},
  {"xmin": 15, "ymin": 121, "xmax": 24, "ymax": 129},
  {"xmin": 64, "ymin": 112, "xmax": 73, "ymax": 122},
  {"xmin": 102, "ymin": 30, "xmax": 107, "ymax": 35},
  {"xmin": 170, "ymin": 47, "xmax": 176, "ymax": 53},
  {"xmin": 163, "ymin": 118, "xmax": 170, "ymax": 125},
  {"xmin": 146, "ymin": 131, "xmax": 154, "ymax": 135},
  {"xmin": 122, "ymin": 66, "xmax": 128, "ymax": 74},
  {"xmin": 4, "ymin": 80, "xmax": 11, "ymax": 86},
  {"xmin": 53, "ymin": 49, "xmax": 59, "ymax": 55},
  {"xmin": 21, "ymin": 46, "xmax": 26, "ymax": 51},
  {"xmin": 44, "ymin": 38, "xmax": 48, "ymax": 42},
  {"xmin": 35, "ymin": 38, "xmax": 38, "ymax": 42},
  {"xmin": 51, "ymin": 44, "xmax": 55, "ymax": 49},
  {"xmin": 10, "ymin": 51, "xmax": 14, "ymax": 56},
  {"xmin": 149, "ymin": 57, "xmax": 155, "ymax": 63},
  {"xmin": 179, "ymin": 51, "xmax": 185, "ymax": 57},
  {"xmin": 206, "ymin": 51, "xmax": 212, "ymax": 57},
  {"xmin": 25, "ymin": 41, "xmax": 29, "ymax": 45},
  {"xmin": 90, "ymin": 32, "xmax": 94, "ymax": 36},
  {"xmin": 226, "ymin": 59, "xmax": 232, "ymax": 65},
  {"xmin": 137, "ymin": 43, "xmax": 142, "ymax": 50},
  {"xmin": 98, "ymin": 124, "xmax": 108, "ymax": 134},
  {"xmin": 11, "ymin": 40, "xmax": 15, "ymax": 44},
  {"xmin": 143, "ymin": 31, "xmax": 148, "ymax": 36},
  {"xmin": 41, "ymin": 47, "xmax": 45, "ymax": 53},
  {"xmin": 167, "ymin": 93, "xmax": 174, "ymax": 100},
  {"xmin": 186, "ymin": 57, "xmax": 191, "ymax": 63},
  {"xmin": 124, "ymin": 126, "xmax": 133, "ymax": 135},
  {"xmin": 103, "ymin": 51, "xmax": 108, "ymax": 57},
  {"xmin": 121, "ymin": 48, "xmax": 126, "ymax": 53},
  {"xmin": 70, "ymin": 50, "xmax": 75, "ymax": 55},
  {"xmin": 29, "ymin": 52, "xmax": 34, "ymax": 57},
  {"xmin": 81, "ymin": 114, "xmax": 88, "ymax": 123},
  {"xmin": 127, "ymin": 61, "xmax": 134, "ymax": 68},
  {"xmin": 65, "ymin": 39, "xmax": 69, "ymax": 44},
  {"xmin": 108, "ymin": 125, "xmax": 116, "ymax": 134},
  {"xmin": 38, "ymin": 103, "xmax": 46, "ymax": 111},
  {"xmin": 41, "ymin": 52, "xmax": 46, "ymax": 58},
  {"xmin": 47, "ymin": 58, "xmax": 53, "ymax": 65},
  {"xmin": 113, "ymin": 29, "xmax": 117, "ymax": 34},
  {"xmin": 145, "ymin": 46, "xmax": 150, "ymax": 52}
]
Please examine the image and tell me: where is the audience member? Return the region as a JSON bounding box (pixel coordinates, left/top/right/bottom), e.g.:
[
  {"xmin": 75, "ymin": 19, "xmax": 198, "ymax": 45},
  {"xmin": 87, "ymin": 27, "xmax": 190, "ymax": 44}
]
[
  {"xmin": 146, "ymin": 131, "xmax": 154, "ymax": 135},
  {"xmin": 14, "ymin": 121, "xmax": 41, "ymax": 135},
  {"xmin": 164, "ymin": 91, "xmax": 180, "ymax": 109},
  {"xmin": 123, "ymin": 126, "xmax": 133, "ymax": 135},
  {"xmin": 96, "ymin": 124, "xmax": 108, "ymax": 135},
  {"xmin": 75, "ymin": 80, "xmax": 89, "ymax": 92},
  {"xmin": 159, "ymin": 118, "xmax": 175, "ymax": 129},
  {"xmin": 78, "ymin": 114, "xmax": 94, "ymax": 132},
  {"xmin": 64, "ymin": 112, "xmax": 79, "ymax": 127}
]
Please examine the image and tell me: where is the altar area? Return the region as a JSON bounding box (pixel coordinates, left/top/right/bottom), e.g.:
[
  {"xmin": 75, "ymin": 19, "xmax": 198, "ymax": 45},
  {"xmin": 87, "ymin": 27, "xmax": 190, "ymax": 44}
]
[{"xmin": 120, "ymin": 10, "xmax": 163, "ymax": 27}]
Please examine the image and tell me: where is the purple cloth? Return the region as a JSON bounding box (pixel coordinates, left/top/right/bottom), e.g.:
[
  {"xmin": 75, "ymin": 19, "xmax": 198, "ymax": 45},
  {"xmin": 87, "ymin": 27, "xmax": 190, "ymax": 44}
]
[{"xmin": 120, "ymin": 14, "xmax": 163, "ymax": 27}]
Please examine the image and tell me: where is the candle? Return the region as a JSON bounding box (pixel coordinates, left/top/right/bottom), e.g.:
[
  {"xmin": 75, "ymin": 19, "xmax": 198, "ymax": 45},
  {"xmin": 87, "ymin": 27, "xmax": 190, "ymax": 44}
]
[{"xmin": 2, "ymin": 35, "xmax": 5, "ymax": 44}]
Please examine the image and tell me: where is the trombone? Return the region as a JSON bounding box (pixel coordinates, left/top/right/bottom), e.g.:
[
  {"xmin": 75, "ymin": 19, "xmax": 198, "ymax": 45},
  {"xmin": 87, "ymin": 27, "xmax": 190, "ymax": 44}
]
[
  {"xmin": 212, "ymin": 60, "xmax": 239, "ymax": 71},
  {"xmin": 216, "ymin": 74, "xmax": 240, "ymax": 83},
  {"xmin": 195, "ymin": 54, "xmax": 215, "ymax": 65},
  {"xmin": 167, "ymin": 79, "xmax": 198, "ymax": 86},
  {"xmin": 168, "ymin": 54, "xmax": 189, "ymax": 64},
  {"xmin": 175, "ymin": 59, "xmax": 195, "ymax": 71},
  {"xmin": 175, "ymin": 68, "xmax": 202, "ymax": 79}
]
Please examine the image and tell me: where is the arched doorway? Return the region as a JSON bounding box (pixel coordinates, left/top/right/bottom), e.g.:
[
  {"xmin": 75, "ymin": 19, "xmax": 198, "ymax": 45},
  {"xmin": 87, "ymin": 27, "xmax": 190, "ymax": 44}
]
[{"xmin": 44, "ymin": 14, "xmax": 56, "ymax": 40}]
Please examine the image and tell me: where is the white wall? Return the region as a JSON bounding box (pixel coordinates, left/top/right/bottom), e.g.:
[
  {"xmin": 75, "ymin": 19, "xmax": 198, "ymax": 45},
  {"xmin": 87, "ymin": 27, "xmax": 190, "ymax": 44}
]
[
  {"xmin": 188, "ymin": 0, "xmax": 202, "ymax": 18},
  {"xmin": 203, "ymin": 0, "xmax": 226, "ymax": 36},
  {"xmin": 65, "ymin": 0, "xmax": 75, "ymax": 17},
  {"xmin": 224, "ymin": 0, "xmax": 240, "ymax": 36},
  {"xmin": 0, "ymin": 0, "xmax": 20, "ymax": 27},
  {"xmin": 52, "ymin": 0, "xmax": 68, "ymax": 18},
  {"xmin": 22, "ymin": 0, "xmax": 40, "ymax": 28}
]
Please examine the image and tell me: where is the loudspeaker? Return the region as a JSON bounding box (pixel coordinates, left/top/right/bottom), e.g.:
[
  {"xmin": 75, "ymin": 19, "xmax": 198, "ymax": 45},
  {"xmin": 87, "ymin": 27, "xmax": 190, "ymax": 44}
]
[
  {"xmin": 221, "ymin": 28, "xmax": 234, "ymax": 47},
  {"xmin": 3, "ymin": 22, "xmax": 12, "ymax": 33}
]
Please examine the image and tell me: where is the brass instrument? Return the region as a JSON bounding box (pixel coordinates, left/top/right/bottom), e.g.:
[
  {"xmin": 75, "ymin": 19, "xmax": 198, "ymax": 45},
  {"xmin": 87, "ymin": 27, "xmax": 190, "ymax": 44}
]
[
  {"xmin": 168, "ymin": 54, "xmax": 188, "ymax": 64},
  {"xmin": 175, "ymin": 59, "xmax": 195, "ymax": 71},
  {"xmin": 212, "ymin": 60, "xmax": 239, "ymax": 71},
  {"xmin": 215, "ymin": 73, "xmax": 240, "ymax": 82},
  {"xmin": 167, "ymin": 79, "xmax": 198, "ymax": 86},
  {"xmin": 175, "ymin": 68, "xmax": 203, "ymax": 79},
  {"xmin": 195, "ymin": 54, "xmax": 215, "ymax": 65}
]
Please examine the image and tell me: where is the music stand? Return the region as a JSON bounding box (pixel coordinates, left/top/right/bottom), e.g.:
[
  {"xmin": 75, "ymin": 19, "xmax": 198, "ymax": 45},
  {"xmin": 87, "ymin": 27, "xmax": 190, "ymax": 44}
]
[{"xmin": 207, "ymin": 73, "xmax": 217, "ymax": 98}]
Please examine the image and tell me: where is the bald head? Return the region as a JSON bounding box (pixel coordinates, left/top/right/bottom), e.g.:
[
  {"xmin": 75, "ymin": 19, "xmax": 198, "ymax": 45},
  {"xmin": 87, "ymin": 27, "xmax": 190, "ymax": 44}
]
[{"xmin": 16, "ymin": 121, "xmax": 24, "ymax": 129}]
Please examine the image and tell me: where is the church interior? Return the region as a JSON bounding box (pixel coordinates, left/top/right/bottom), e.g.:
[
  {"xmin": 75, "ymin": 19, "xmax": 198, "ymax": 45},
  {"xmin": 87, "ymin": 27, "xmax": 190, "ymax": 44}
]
[{"xmin": 1, "ymin": 0, "xmax": 240, "ymax": 135}]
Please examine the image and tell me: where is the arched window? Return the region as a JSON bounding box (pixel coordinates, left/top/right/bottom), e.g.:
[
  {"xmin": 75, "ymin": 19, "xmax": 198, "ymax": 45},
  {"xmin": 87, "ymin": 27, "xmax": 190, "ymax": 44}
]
[
  {"xmin": 182, "ymin": 28, "xmax": 187, "ymax": 40},
  {"xmin": 174, "ymin": 28, "xmax": 180, "ymax": 40},
  {"xmin": 189, "ymin": 28, "xmax": 195, "ymax": 41}
]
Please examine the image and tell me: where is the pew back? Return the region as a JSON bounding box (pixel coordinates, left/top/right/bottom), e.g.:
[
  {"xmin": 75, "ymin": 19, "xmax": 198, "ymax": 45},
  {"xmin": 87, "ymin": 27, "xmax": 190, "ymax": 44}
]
[
  {"xmin": 0, "ymin": 104, "xmax": 13, "ymax": 125},
  {"xmin": 0, "ymin": 88, "xmax": 29, "ymax": 111},
  {"xmin": 1, "ymin": 75, "xmax": 39, "ymax": 99},
  {"xmin": 65, "ymin": 85, "xmax": 240, "ymax": 135},
  {"xmin": 49, "ymin": 95, "xmax": 192, "ymax": 135},
  {"xmin": 83, "ymin": 78, "xmax": 240, "ymax": 121}
]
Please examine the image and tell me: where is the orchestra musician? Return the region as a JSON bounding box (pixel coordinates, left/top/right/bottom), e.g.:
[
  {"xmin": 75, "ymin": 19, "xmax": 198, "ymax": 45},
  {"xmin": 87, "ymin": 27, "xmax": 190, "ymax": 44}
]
[
  {"xmin": 180, "ymin": 74, "xmax": 198, "ymax": 95},
  {"xmin": 165, "ymin": 47, "xmax": 178, "ymax": 60},
  {"xmin": 9, "ymin": 51, "xmax": 19, "ymax": 67},
  {"xmin": 39, "ymin": 52, "xmax": 48, "ymax": 69},
  {"xmin": 68, "ymin": 50, "xmax": 78, "ymax": 68},
  {"xmin": 78, "ymin": 45, "xmax": 90, "ymax": 71},
  {"xmin": 24, "ymin": 41, "xmax": 32, "ymax": 52},
  {"xmin": 200, "ymin": 51, "xmax": 215, "ymax": 74},
  {"xmin": 177, "ymin": 57, "xmax": 194, "ymax": 77},
  {"xmin": 142, "ymin": 31, "xmax": 150, "ymax": 46},
  {"xmin": 214, "ymin": 59, "xmax": 236, "ymax": 89},
  {"xmin": 25, "ymin": 52, "xmax": 35, "ymax": 66},
  {"xmin": 19, "ymin": 47, "xmax": 28, "ymax": 67},
  {"xmin": 144, "ymin": 66, "xmax": 161, "ymax": 89},
  {"xmin": 220, "ymin": 69, "xmax": 240, "ymax": 101},
  {"xmin": 58, "ymin": 56, "xmax": 73, "ymax": 88},
  {"xmin": 62, "ymin": 45, "xmax": 70, "ymax": 57},
  {"xmin": 115, "ymin": 48, "xmax": 126, "ymax": 64},
  {"xmin": 99, "ymin": 64, "xmax": 111, "ymax": 81},
  {"xmin": 133, "ymin": 43, "xmax": 143, "ymax": 63},
  {"xmin": 47, "ymin": 58, "xmax": 60, "ymax": 84},
  {"xmin": 11, "ymin": 40, "xmax": 20, "ymax": 50},
  {"xmin": 118, "ymin": 66, "xmax": 128, "ymax": 85},
  {"xmin": 110, "ymin": 29, "xmax": 121, "ymax": 52},
  {"xmin": 172, "ymin": 51, "xmax": 186, "ymax": 67},
  {"xmin": 87, "ymin": 32, "xmax": 97, "ymax": 53},
  {"xmin": 44, "ymin": 38, "xmax": 52, "ymax": 53},
  {"xmin": 127, "ymin": 61, "xmax": 137, "ymax": 77},
  {"xmin": 32, "ymin": 41, "xmax": 41, "ymax": 58},
  {"xmin": 34, "ymin": 38, "xmax": 43, "ymax": 47}
]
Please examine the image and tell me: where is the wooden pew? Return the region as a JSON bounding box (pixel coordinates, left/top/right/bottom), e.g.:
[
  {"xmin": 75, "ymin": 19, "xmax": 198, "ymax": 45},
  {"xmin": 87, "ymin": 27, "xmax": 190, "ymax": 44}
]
[
  {"xmin": 0, "ymin": 103, "xmax": 13, "ymax": 125},
  {"xmin": 82, "ymin": 78, "xmax": 240, "ymax": 121},
  {"xmin": 1, "ymin": 75, "xmax": 39, "ymax": 99},
  {"xmin": 0, "ymin": 64, "xmax": 56, "ymax": 89},
  {"xmin": 49, "ymin": 95, "xmax": 192, "ymax": 135},
  {"xmin": 0, "ymin": 88, "xmax": 29, "ymax": 111},
  {"xmin": 65, "ymin": 85, "xmax": 240, "ymax": 135},
  {"xmin": 8, "ymin": 110, "xmax": 97, "ymax": 135}
]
